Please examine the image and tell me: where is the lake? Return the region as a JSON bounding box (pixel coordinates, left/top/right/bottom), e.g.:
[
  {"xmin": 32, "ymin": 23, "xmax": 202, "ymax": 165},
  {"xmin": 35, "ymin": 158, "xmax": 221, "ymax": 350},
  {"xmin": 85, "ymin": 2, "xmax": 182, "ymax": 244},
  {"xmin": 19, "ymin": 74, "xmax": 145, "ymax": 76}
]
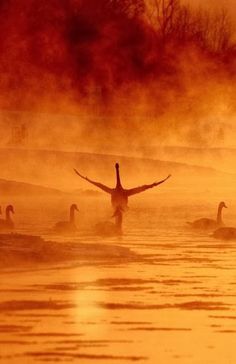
[{"xmin": 0, "ymin": 196, "xmax": 236, "ymax": 363}]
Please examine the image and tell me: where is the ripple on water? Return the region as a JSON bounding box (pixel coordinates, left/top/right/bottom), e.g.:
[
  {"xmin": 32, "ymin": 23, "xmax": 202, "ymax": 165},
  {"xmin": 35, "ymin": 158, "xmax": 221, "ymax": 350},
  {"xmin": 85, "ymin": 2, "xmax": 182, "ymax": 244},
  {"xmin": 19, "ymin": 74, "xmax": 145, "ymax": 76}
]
[{"xmin": 1, "ymin": 205, "xmax": 236, "ymax": 364}]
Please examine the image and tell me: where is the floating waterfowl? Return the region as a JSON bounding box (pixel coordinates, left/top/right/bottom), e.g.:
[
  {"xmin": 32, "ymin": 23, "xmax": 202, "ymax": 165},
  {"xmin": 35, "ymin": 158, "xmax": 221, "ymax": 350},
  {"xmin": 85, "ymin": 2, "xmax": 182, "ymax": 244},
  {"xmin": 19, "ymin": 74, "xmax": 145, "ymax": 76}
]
[
  {"xmin": 95, "ymin": 206, "xmax": 124, "ymax": 236},
  {"xmin": 74, "ymin": 163, "xmax": 171, "ymax": 210},
  {"xmin": 54, "ymin": 204, "xmax": 79, "ymax": 233},
  {"xmin": 0, "ymin": 205, "xmax": 15, "ymax": 230},
  {"xmin": 213, "ymin": 227, "xmax": 236, "ymax": 240},
  {"xmin": 187, "ymin": 201, "xmax": 227, "ymax": 230}
]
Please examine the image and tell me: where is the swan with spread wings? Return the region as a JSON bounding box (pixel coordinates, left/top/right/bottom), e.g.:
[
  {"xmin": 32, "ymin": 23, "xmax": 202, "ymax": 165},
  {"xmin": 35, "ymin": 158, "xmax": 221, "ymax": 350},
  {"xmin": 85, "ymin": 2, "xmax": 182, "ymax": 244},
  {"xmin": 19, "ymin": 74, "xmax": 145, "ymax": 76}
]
[{"xmin": 74, "ymin": 163, "xmax": 171, "ymax": 210}]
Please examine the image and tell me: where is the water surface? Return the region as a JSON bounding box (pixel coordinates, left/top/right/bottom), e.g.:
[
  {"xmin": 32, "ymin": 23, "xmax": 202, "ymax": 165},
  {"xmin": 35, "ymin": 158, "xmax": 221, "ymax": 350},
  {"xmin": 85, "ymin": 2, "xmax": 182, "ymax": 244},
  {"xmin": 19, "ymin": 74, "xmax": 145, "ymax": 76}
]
[{"xmin": 1, "ymin": 198, "xmax": 236, "ymax": 363}]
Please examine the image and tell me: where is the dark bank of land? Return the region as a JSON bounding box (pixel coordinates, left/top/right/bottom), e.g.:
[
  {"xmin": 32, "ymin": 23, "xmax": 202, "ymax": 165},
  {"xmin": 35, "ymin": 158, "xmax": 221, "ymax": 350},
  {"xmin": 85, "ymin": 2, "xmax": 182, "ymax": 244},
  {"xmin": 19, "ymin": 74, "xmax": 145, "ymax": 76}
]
[{"xmin": 0, "ymin": 233, "xmax": 140, "ymax": 270}]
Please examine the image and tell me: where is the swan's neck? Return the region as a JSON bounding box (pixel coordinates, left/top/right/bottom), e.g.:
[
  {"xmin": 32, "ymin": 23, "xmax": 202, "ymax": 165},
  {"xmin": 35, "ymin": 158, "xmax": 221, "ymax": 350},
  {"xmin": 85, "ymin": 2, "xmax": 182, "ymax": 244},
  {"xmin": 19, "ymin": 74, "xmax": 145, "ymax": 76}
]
[
  {"xmin": 115, "ymin": 166, "xmax": 122, "ymax": 188},
  {"xmin": 70, "ymin": 207, "xmax": 75, "ymax": 223},
  {"xmin": 217, "ymin": 205, "xmax": 223, "ymax": 225}
]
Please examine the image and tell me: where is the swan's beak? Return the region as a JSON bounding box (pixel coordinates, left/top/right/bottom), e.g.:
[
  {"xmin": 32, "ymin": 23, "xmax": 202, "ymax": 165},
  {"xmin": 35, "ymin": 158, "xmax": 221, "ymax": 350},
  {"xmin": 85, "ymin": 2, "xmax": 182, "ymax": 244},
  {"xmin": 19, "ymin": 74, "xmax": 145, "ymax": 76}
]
[{"xmin": 75, "ymin": 207, "xmax": 79, "ymax": 212}]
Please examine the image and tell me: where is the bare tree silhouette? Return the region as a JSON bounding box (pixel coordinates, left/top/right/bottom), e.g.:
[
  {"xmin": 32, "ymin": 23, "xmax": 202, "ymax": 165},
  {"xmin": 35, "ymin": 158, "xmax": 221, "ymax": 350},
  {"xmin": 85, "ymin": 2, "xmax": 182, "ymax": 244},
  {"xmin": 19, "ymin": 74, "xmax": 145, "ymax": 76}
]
[{"xmin": 146, "ymin": 0, "xmax": 233, "ymax": 53}]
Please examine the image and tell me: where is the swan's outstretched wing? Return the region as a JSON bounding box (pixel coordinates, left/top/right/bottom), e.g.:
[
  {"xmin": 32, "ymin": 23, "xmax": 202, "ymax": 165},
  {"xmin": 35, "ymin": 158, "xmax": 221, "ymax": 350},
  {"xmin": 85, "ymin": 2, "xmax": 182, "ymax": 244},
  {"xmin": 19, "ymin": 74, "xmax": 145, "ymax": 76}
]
[
  {"xmin": 74, "ymin": 169, "xmax": 113, "ymax": 194},
  {"xmin": 126, "ymin": 175, "xmax": 171, "ymax": 196}
]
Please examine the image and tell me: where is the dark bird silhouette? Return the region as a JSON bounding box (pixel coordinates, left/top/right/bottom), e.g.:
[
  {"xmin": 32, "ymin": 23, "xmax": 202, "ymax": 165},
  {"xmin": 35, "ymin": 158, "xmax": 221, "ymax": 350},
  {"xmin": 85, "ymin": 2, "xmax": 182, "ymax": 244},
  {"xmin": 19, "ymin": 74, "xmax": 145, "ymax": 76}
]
[
  {"xmin": 213, "ymin": 227, "xmax": 236, "ymax": 240},
  {"xmin": 0, "ymin": 205, "xmax": 15, "ymax": 230},
  {"xmin": 74, "ymin": 163, "xmax": 171, "ymax": 210},
  {"xmin": 95, "ymin": 206, "xmax": 124, "ymax": 236},
  {"xmin": 187, "ymin": 201, "xmax": 227, "ymax": 230},
  {"xmin": 54, "ymin": 204, "xmax": 79, "ymax": 233},
  {"xmin": 112, "ymin": 205, "xmax": 123, "ymax": 233}
]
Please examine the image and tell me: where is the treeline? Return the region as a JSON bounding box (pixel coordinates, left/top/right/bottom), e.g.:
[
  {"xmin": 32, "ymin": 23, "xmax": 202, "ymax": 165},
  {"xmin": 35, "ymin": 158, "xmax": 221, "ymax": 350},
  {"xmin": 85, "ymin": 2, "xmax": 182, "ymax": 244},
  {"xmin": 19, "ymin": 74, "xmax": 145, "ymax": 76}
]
[
  {"xmin": 65, "ymin": 0, "xmax": 236, "ymax": 93},
  {"xmin": 0, "ymin": 0, "xmax": 235, "ymax": 105},
  {"xmin": 146, "ymin": 0, "xmax": 233, "ymax": 54},
  {"xmin": 102, "ymin": 0, "xmax": 234, "ymax": 54}
]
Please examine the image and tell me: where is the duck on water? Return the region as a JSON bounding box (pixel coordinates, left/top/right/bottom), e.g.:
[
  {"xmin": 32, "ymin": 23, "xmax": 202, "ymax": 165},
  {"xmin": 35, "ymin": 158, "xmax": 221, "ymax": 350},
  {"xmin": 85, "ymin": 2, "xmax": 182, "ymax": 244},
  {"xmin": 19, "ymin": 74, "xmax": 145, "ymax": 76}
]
[
  {"xmin": 187, "ymin": 201, "xmax": 227, "ymax": 230},
  {"xmin": 74, "ymin": 163, "xmax": 171, "ymax": 210}
]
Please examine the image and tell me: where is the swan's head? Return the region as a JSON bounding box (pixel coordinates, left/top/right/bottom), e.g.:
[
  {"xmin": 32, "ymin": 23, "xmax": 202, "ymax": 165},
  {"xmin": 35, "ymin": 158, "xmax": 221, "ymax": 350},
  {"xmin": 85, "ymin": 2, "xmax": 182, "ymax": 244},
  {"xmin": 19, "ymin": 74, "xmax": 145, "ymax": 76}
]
[
  {"xmin": 7, "ymin": 205, "xmax": 14, "ymax": 214},
  {"xmin": 115, "ymin": 163, "xmax": 119, "ymax": 170},
  {"xmin": 220, "ymin": 201, "xmax": 227, "ymax": 209},
  {"xmin": 71, "ymin": 204, "xmax": 79, "ymax": 212}
]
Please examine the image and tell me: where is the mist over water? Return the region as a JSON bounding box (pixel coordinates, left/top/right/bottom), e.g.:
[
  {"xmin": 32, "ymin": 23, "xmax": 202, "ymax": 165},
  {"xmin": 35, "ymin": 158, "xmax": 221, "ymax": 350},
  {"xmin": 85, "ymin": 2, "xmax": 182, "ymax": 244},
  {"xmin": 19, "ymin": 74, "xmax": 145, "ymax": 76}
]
[
  {"xmin": 0, "ymin": 1, "xmax": 236, "ymax": 363},
  {"xmin": 1, "ymin": 197, "xmax": 236, "ymax": 363}
]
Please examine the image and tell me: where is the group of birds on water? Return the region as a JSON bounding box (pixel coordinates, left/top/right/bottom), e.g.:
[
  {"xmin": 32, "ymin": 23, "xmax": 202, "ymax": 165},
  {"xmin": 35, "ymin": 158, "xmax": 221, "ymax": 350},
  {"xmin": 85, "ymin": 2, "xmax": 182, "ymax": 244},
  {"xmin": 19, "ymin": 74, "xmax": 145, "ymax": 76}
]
[
  {"xmin": 0, "ymin": 163, "xmax": 236, "ymax": 239},
  {"xmin": 53, "ymin": 203, "xmax": 123, "ymax": 236},
  {"xmin": 188, "ymin": 201, "xmax": 236, "ymax": 240},
  {"xmin": 0, "ymin": 203, "xmax": 123, "ymax": 236}
]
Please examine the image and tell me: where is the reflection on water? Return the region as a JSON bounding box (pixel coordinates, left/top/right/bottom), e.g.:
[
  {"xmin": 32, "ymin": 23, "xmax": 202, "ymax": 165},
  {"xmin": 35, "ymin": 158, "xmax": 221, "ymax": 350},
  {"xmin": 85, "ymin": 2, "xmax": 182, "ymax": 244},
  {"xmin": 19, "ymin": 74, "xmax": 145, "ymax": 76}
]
[{"xmin": 1, "ymin": 198, "xmax": 236, "ymax": 363}]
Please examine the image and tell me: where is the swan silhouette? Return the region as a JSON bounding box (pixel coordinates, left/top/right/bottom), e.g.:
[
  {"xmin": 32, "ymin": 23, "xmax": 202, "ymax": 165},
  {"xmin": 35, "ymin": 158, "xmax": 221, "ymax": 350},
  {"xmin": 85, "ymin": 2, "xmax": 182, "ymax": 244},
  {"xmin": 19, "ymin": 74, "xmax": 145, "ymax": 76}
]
[
  {"xmin": 74, "ymin": 163, "xmax": 171, "ymax": 210},
  {"xmin": 213, "ymin": 227, "xmax": 236, "ymax": 240},
  {"xmin": 95, "ymin": 206, "xmax": 124, "ymax": 236},
  {"xmin": 187, "ymin": 201, "xmax": 227, "ymax": 230},
  {"xmin": 54, "ymin": 204, "xmax": 79, "ymax": 233},
  {"xmin": 0, "ymin": 205, "xmax": 15, "ymax": 230}
]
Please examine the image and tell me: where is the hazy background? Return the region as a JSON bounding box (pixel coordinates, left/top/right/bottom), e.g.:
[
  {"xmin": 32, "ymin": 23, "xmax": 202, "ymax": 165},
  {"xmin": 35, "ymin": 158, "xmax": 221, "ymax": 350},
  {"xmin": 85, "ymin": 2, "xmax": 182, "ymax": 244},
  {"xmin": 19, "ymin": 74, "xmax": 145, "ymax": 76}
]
[
  {"xmin": 189, "ymin": 0, "xmax": 236, "ymax": 13},
  {"xmin": 0, "ymin": 0, "xmax": 235, "ymax": 192}
]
